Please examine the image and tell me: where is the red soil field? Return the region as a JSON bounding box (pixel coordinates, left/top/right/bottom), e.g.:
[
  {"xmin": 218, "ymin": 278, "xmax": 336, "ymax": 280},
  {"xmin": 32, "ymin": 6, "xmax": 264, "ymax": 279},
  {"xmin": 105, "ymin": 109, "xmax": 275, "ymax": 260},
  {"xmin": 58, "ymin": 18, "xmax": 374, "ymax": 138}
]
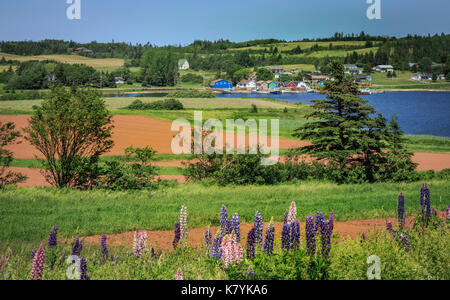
[{"xmin": 69, "ymin": 212, "xmax": 446, "ymax": 252}]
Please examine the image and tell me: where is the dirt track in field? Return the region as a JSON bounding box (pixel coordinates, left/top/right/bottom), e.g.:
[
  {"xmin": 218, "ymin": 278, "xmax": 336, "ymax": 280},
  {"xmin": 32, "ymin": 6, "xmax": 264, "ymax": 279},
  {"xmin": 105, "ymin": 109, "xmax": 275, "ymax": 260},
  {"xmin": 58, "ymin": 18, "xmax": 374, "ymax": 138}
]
[
  {"xmin": 0, "ymin": 115, "xmax": 308, "ymax": 159},
  {"xmin": 69, "ymin": 212, "xmax": 446, "ymax": 252}
]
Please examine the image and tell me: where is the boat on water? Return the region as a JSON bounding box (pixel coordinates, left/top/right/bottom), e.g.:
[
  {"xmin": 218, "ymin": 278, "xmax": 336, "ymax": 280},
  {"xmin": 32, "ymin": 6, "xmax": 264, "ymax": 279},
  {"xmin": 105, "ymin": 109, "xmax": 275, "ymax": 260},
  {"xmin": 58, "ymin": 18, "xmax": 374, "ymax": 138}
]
[
  {"xmin": 270, "ymin": 90, "xmax": 281, "ymax": 95},
  {"xmin": 251, "ymin": 90, "xmax": 270, "ymax": 94},
  {"xmin": 358, "ymin": 88, "xmax": 372, "ymax": 95}
]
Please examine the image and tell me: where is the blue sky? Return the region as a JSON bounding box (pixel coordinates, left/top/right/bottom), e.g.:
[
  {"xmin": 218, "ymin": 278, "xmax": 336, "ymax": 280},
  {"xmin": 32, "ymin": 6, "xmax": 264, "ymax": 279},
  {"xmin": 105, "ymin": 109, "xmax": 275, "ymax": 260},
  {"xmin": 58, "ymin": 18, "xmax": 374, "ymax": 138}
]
[{"xmin": 0, "ymin": 0, "xmax": 449, "ymax": 45}]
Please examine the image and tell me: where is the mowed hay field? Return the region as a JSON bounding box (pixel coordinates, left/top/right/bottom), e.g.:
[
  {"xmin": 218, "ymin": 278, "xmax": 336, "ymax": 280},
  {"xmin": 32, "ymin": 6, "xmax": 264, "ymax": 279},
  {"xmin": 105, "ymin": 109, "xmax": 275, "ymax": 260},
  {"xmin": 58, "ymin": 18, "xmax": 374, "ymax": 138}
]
[{"xmin": 0, "ymin": 52, "xmax": 124, "ymax": 69}]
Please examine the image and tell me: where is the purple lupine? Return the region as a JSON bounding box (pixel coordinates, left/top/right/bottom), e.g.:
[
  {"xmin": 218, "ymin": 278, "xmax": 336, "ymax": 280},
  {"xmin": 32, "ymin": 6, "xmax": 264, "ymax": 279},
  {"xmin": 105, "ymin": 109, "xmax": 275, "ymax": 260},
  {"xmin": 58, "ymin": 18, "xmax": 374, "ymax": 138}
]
[
  {"xmin": 291, "ymin": 221, "xmax": 301, "ymax": 251},
  {"xmin": 101, "ymin": 235, "xmax": 109, "ymax": 258},
  {"xmin": 80, "ymin": 257, "xmax": 90, "ymax": 280},
  {"xmin": 329, "ymin": 211, "xmax": 335, "ymax": 232},
  {"xmin": 71, "ymin": 237, "xmax": 83, "ymax": 256},
  {"xmin": 321, "ymin": 221, "xmax": 332, "ymax": 260},
  {"xmin": 30, "ymin": 245, "xmax": 45, "ymax": 280},
  {"xmin": 220, "ymin": 205, "xmax": 229, "ymax": 236},
  {"xmin": 281, "ymin": 223, "xmax": 291, "ymax": 251},
  {"xmin": 315, "ymin": 212, "xmax": 325, "ymax": 233},
  {"xmin": 231, "ymin": 213, "xmax": 241, "ymax": 243},
  {"xmin": 48, "ymin": 225, "xmax": 58, "ymax": 248},
  {"xmin": 263, "ymin": 219, "xmax": 275, "ymax": 255},
  {"xmin": 386, "ymin": 221, "xmax": 394, "ymax": 234},
  {"xmin": 30, "ymin": 249, "xmax": 37, "ymax": 262},
  {"xmin": 246, "ymin": 228, "xmax": 256, "ymax": 259},
  {"xmin": 398, "ymin": 193, "xmax": 405, "ymax": 229},
  {"xmin": 283, "ymin": 210, "xmax": 288, "ymax": 225},
  {"xmin": 398, "ymin": 232, "xmax": 411, "ymax": 250},
  {"xmin": 420, "ymin": 184, "xmax": 431, "ymax": 217},
  {"xmin": 173, "ymin": 222, "xmax": 181, "ymax": 249},
  {"xmin": 204, "ymin": 227, "xmax": 212, "ymax": 254},
  {"xmin": 212, "ymin": 230, "xmax": 223, "ymax": 259},
  {"xmin": 254, "ymin": 212, "xmax": 263, "ymax": 246},
  {"xmin": 306, "ymin": 215, "xmax": 316, "ymax": 256}
]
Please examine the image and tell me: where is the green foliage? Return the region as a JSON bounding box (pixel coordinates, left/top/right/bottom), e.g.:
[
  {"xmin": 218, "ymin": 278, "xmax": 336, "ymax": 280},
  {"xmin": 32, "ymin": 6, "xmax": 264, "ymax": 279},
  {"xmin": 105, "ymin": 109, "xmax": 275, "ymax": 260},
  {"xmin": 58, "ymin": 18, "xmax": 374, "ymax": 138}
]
[
  {"xmin": 99, "ymin": 146, "xmax": 159, "ymax": 191},
  {"xmin": 140, "ymin": 50, "xmax": 179, "ymax": 86},
  {"xmin": 256, "ymin": 68, "xmax": 273, "ymax": 81},
  {"xmin": 180, "ymin": 73, "xmax": 204, "ymax": 84},
  {"xmin": 0, "ymin": 90, "xmax": 46, "ymax": 101},
  {"xmin": 167, "ymin": 89, "xmax": 215, "ymax": 98},
  {"xmin": 0, "ymin": 122, "xmax": 26, "ymax": 187},
  {"xmin": 23, "ymin": 87, "xmax": 114, "ymax": 188},
  {"xmin": 127, "ymin": 99, "xmax": 184, "ymax": 110}
]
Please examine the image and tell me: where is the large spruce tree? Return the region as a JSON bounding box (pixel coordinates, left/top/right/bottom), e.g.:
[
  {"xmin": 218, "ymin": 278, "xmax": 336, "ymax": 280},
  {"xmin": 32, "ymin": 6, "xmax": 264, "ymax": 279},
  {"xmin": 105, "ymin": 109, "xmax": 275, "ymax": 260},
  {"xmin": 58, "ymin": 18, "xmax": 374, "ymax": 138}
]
[{"xmin": 293, "ymin": 61, "xmax": 415, "ymax": 182}]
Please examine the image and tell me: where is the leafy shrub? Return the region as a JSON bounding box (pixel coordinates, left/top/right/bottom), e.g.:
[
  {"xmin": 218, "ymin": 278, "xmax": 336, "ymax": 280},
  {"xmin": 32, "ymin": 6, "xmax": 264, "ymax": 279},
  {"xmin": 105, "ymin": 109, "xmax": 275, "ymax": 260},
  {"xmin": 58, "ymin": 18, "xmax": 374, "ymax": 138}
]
[
  {"xmin": 167, "ymin": 90, "xmax": 215, "ymax": 98},
  {"xmin": 0, "ymin": 122, "xmax": 27, "ymax": 187},
  {"xmin": 180, "ymin": 73, "xmax": 203, "ymax": 84},
  {"xmin": 127, "ymin": 99, "xmax": 184, "ymax": 110},
  {"xmin": 99, "ymin": 146, "xmax": 158, "ymax": 191}
]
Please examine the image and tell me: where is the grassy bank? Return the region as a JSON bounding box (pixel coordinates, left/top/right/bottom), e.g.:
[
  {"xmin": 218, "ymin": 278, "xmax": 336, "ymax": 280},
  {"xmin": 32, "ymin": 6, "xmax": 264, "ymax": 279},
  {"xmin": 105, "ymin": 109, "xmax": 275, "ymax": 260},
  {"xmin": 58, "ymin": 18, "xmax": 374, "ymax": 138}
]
[{"xmin": 0, "ymin": 181, "xmax": 448, "ymax": 247}]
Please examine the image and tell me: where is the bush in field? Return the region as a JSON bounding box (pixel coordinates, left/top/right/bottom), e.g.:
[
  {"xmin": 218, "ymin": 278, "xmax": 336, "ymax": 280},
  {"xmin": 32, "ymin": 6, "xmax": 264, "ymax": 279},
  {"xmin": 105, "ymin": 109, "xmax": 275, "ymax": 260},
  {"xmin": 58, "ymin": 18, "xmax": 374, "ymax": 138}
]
[
  {"xmin": 0, "ymin": 122, "xmax": 27, "ymax": 187},
  {"xmin": 127, "ymin": 99, "xmax": 184, "ymax": 110},
  {"xmin": 180, "ymin": 73, "xmax": 204, "ymax": 84},
  {"xmin": 24, "ymin": 87, "xmax": 114, "ymax": 188},
  {"xmin": 167, "ymin": 90, "xmax": 215, "ymax": 98},
  {"xmin": 99, "ymin": 146, "xmax": 158, "ymax": 191}
]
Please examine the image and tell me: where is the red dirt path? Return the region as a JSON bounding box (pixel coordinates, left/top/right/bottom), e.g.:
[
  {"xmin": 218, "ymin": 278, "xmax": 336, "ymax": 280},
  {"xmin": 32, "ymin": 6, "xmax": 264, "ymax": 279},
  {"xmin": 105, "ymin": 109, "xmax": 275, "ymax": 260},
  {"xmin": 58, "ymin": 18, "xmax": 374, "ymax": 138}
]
[{"xmin": 69, "ymin": 212, "xmax": 446, "ymax": 252}]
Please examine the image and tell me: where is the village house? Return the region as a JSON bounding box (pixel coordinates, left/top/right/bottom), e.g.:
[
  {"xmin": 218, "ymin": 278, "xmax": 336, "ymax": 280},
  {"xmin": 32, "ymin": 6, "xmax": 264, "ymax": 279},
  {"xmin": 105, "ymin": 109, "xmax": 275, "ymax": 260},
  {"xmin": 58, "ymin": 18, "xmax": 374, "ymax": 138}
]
[
  {"xmin": 266, "ymin": 66, "xmax": 284, "ymax": 74},
  {"xmin": 74, "ymin": 47, "xmax": 92, "ymax": 54},
  {"xmin": 375, "ymin": 65, "xmax": 394, "ymax": 72},
  {"xmin": 354, "ymin": 74, "xmax": 372, "ymax": 82},
  {"xmin": 305, "ymin": 74, "xmax": 328, "ymax": 83},
  {"xmin": 115, "ymin": 77, "xmax": 126, "ymax": 84},
  {"xmin": 268, "ymin": 81, "xmax": 277, "ymax": 90},
  {"xmin": 411, "ymin": 73, "xmax": 432, "ymax": 81},
  {"xmin": 236, "ymin": 80, "xmax": 256, "ymax": 89},
  {"xmin": 344, "ymin": 64, "xmax": 361, "ymax": 75},
  {"xmin": 178, "ymin": 59, "xmax": 190, "ymax": 70},
  {"xmin": 257, "ymin": 81, "xmax": 269, "ymax": 90},
  {"xmin": 210, "ymin": 79, "xmax": 232, "ymax": 89}
]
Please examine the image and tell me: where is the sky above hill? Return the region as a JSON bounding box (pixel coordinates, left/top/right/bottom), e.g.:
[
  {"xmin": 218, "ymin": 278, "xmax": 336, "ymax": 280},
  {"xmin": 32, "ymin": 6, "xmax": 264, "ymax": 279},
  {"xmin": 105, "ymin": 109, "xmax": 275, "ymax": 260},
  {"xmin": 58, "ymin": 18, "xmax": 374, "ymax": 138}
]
[{"xmin": 1, "ymin": 0, "xmax": 449, "ymax": 45}]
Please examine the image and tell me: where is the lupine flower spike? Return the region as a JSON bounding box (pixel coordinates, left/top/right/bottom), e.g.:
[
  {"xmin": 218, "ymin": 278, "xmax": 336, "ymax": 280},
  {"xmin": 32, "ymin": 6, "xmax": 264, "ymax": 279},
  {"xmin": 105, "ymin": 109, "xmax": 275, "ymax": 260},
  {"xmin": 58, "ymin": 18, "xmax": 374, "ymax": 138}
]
[
  {"xmin": 231, "ymin": 213, "xmax": 241, "ymax": 243},
  {"xmin": 173, "ymin": 222, "xmax": 181, "ymax": 249},
  {"xmin": 220, "ymin": 205, "xmax": 229, "ymax": 236},
  {"xmin": 212, "ymin": 229, "xmax": 222, "ymax": 259},
  {"xmin": 246, "ymin": 228, "xmax": 256, "ymax": 259},
  {"xmin": 72, "ymin": 237, "xmax": 83, "ymax": 256},
  {"xmin": 321, "ymin": 221, "xmax": 332, "ymax": 260},
  {"xmin": 101, "ymin": 234, "xmax": 109, "ymax": 258},
  {"xmin": 133, "ymin": 229, "xmax": 148, "ymax": 258},
  {"xmin": 306, "ymin": 215, "xmax": 316, "ymax": 256},
  {"xmin": 175, "ymin": 268, "xmax": 183, "ymax": 280},
  {"xmin": 287, "ymin": 202, "xmax": 297, "ymax": 224},
  {"xmin": 48, "ymin": 225, "xmax": 58, "ymax": 248},
  {"xmin": 31, "ymin": 245, "xmax": 45, "ymax": 280},
  {"xmin": 264, "ymin": 218, "xmax": 275, "ymax": 255},
  {"xmin": 80, "ymin": 257, "xmax": 90, "ymax": 280},
  {"xmin": 281, "ymin": 223, "xmax": 291, "ymax": 251},
  {"xmin": 180, "ymin": 205, "xmax": 188, "ymax": 245},
  {"xmin": 221, "ymin": 233, "xmax": 243, "ymax": 268},
  {"xmin": 254, "ymin": 211, "xmax": 263, "ymax": 246},
  {"xmin": 204, "ymin": 226, "xmax": 212, "ymax": 253},
  {"xmin": 291, "ymin": 221, "xmax": 300, "ymax": 250}
]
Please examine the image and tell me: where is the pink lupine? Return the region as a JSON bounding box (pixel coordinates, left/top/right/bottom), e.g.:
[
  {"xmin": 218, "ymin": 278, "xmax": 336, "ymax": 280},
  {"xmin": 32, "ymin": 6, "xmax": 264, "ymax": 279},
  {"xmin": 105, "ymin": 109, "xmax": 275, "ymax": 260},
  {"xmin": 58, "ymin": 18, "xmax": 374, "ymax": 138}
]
[
  {"xmin": 221, "ymin": 233, "xmax": 243, "ymax": 268},
  {"xmin": 133, "ymin": 229, "xmax": 148, "ymax": 258},
  {"xmin": 175, "ymin": 268, "xmax": 183, "ymax": 280},
  {"xmin": 180, "ymin": 205, "xmax": 188, "ymax": 245},
  {"xmin": 287, "ymin": 202, "xmax": 297, "ymax": 225},
  {"xmin": 30, "ymin": 245, "xmax": 45, "ymax": 280}
]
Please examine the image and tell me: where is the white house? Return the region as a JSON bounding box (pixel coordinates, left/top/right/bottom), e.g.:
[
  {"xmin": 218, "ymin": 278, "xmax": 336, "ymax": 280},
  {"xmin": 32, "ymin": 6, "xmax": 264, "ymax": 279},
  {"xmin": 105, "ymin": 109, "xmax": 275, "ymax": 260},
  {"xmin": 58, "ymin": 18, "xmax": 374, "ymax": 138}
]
[
  {"xmin": 236, "ymin": 80, "xmax": 257, "ymax": 89},
  {"xmin": 114, "ymin": 77, "xmax": 126, "ymax": 84},
  {"xmin": 375, "ymin": 65, "xmax": 394, "ymax": 72},
  {"xmin": 178, "ymin": 59, "xmax": 190, "ymax": 70},
  {"xmin": 411, "ymin": 73, "xmax": 432, "ymax": 81},
  {"xmin": 344, "ymin": 64, "xmax": 361, "ymax": 75}
]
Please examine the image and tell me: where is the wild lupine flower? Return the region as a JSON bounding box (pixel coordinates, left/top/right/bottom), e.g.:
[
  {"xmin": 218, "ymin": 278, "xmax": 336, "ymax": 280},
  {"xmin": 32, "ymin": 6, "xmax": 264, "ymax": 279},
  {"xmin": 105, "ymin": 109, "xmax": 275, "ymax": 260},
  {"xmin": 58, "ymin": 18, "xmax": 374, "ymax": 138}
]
[
  {"xmin": 71, "ymin": 237, "xmax": 83, "ymax": 256},
  {"xmin": 173, "ymin": 222, "xmax": 181, "ymax": 249},
  {"xmin": 386, "ymin": 221, "xmax": 394, "ymax": 234},
  {"xmin": 101, "ymin": 235, "xmax": 109, "ymax": 258},
  {"xmin": 420, "ymin": 184, "xmax": 431, "ymax": 217},
  {"xmin": 180, "ymin": 205, "xmax": 188, "ymax": 244},
  {"xmin": 254, "ymin": 211, "xmax": 263, "ymax": 246},
  {"xmin": 133, "ymin": 229, "xmax": 148, "ymax": 258},
  {"xmin": 287, "ymin": 202, "xmax": 297, "ymax": 225},
  {"xmin": 30, "ymin": 249, "xmax": 37, "ymax": 262},
  {"xmin": 315, "ymin": 212, "xmax": 325, "ymax": 233},
  {"xmin": 264, "ymin": 219, "xmax": 275, "ymax": 255},
  {"xmin": 204, "ymin": 227, "xmax": 212, "ymax": 253},
  {"xmin": 30, "ymin": 245, "xmax": 45, "ymax": 280},
  {"xmin": 220, "ymin": 205, "xmax": 229, "ymax": 236},
  {"xmin": 281, "ymin": 223, "xmax": 291, "ymax": 251},
  {"xmin": 398, "ymin": 232, "xmax": 411, "ymax": 251},
  {"xmin": 247, "ymin": 266, "xmax": 255, "ymax": 277},
  {"xmin": 321, "ymin": 221, "xmax": 332, "ymax": 260},
  {"xmin": 246, "ymin": 228, "xmax": 256, "ymax": 259},
  {"xmin": 221, "ymin": 233, "xmax": 243, "ymax": 268},
  {"xmin": 0, "ymin": 255, "xmax": 5, "ymax": 273},
  {"xmin": 306, "ymin": 215, "xmax": 316, "ymax": 256},
  {"xmin": 398, "ymin": 193, "xmax": 405, "ymax": 229},
  {"xmin": 175, "ymin": 268, "xmax": 183, "ymax": 280},
  {"xmin": 48, "ymin": 225, "xmax": 58, "ymax": 248},
  {"xmin": 283, "ymin": 210, "xmax": 288, "ymax": 225},
  {"xmin": 329, "ymin": 211, "xmax": 335, "ymax": 232},
  {"xmin": 212, "ymin": 229, "xmax": 222, "ymax": 259},
  {"xmin": 80, "ymin": 257, "xmax": 90, "ymax": 280},
  {"xmin": 231, "ymin": 213, "xmax": 241, "ymax": 243},
  {"xmin": 291, "ymin": 221, "xmax": 300, "ymax": 251}
]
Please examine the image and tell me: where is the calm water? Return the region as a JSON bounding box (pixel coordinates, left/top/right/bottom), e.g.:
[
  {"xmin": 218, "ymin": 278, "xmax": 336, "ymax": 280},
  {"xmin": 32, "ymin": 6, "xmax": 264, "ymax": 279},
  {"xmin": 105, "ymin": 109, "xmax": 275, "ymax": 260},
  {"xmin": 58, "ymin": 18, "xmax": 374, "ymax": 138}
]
[{"xmin": 217, "ymin": 91, "xmax": 450, "ymax": 138}]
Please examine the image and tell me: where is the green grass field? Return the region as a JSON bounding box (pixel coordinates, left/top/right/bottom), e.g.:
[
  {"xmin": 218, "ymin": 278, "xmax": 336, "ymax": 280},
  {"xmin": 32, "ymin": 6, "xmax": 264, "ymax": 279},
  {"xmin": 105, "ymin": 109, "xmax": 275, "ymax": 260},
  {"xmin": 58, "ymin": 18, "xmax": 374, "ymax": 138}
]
[
  {"xmin": 0, "ymin": 180, "xmax": 448, "ymax": 248},
  {"xmin": 371, "ymin": 71, "xmax": 450, "ymax": 90}
]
